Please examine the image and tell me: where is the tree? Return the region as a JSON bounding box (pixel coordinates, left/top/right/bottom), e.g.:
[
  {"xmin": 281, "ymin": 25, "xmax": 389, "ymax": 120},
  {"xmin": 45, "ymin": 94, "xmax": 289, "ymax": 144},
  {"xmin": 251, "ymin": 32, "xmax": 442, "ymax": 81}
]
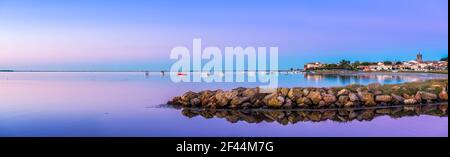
[
  {"xmin": 360, "ymin": 62, "xmax": 371, "ymax": 66},
  {"xmin": 324, "ymin": 64, "xmax": 338, "ymax": 69},
  {"xmin": 350, "ymin": 61, "xmax": 362, "ymax": 70},
  {"xmin": 383, "ymin": 61, "xmax": 393, "ymax": 65},
  {"xmin": 338, "ymin": 60, "xmax": 351, "ymax": 69},
  {"xmin": 441, "ymin": 57, "xmax": 448, "ymax": 62}
]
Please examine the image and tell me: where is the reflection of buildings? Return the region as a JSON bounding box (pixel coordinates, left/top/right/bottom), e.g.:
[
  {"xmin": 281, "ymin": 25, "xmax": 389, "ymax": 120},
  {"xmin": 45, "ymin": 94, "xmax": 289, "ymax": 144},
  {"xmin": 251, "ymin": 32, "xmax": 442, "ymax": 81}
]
[{"xmin": 304, "ymin": 74, "xmax": 324, "ymax": 81}]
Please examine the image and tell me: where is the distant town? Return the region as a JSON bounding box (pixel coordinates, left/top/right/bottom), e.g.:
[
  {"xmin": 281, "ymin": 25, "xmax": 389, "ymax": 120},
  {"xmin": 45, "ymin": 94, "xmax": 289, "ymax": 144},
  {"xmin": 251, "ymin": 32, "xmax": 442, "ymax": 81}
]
[{"xmin": 303, "ymin": 52, "xmax": 448, "ymax": 73}]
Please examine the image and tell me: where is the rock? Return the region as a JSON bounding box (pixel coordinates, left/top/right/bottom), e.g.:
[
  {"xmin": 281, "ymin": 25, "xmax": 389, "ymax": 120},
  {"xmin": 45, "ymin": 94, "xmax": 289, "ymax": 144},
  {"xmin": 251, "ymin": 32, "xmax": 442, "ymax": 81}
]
[
  {"xmin": 404, "ymin": 99, "xmax": 417, "ymax": 105},
  {"xmin": 303, "ymin": 89, "xmax": 310, "ymax": 96},
  {"xmin": 283, "ymin": 98, "xmax": 293, "ymax": 108},
  {"xmin": 263, "ymin": 93, "xmax": 284, "ymax": 108},
  {"xmin": 349, "ymin": 93, "xmax": 359, "ymax": 102},
  {"xmin": 419, "ymin": 91, "xmax": 438, "ymax": 101},
  {"xmin": 230, "ymin": 97, "xmax": 250, "ymax": 108},
  {"xmin": 215, "ymin": 90, "xmax": 229, "ymax": 107},
  {"xmin": 338, "ymin": 95, "xmax": 350, "ymax": 105},
  {"xmin": 391, "ymin": 94, "xmax": 405, "ymax": 104},
  {"xmin": 279, "ymin": 88, "xmax": 290, "ymax": 97},
  {"xmin": 181, "ymin": 91, "xmax": 198, "ymax": 102},
  {"xmin": 190, "ymin": 98, "xmax": 201, "ymax": 106},
  {"xmin": 367, "ymin": 83, "xmax": 382, "ymax": 90},
  {"xmin": 402, "ymin": 94, "xmax": 413, "ymax": 99},
  {"xmin": 199, "ymin": 90, "xmax": 215, "ymax": 106},
  {"xmin": 327, "ymin": 89, "xmax": 335, "ymax": 95},
  {"xmin": 205, "ymin": 96, "xmax": 217, "ymax": 108},
  {"xmin": 344, "ymin": 101, "xmax": 356, "ymax": 108},
  {"xmin": 307, "ymin": 91, "xmax": 322, "ymax": 105},
  {"xmin": 360, "ymin": 92, "xmax": 376, "ymax": 106},
  {"xmin": 415, "ymin": 92, "xmax": 422, "ymax": 102},
  {"xmin": 439, "ymin": 88, "xmax": 448, "ymax": 101},
  {"xmin": 375, "ymin": 95, "xmax": 392, "ymax": 103},
  {"xmin": 337, "ymin": 89, "xmax": 350, "ymax": 96},
  {"xmin": 287, "ymin": 88, "xmax": 303, "ymax": 100},
  {"xmin": 318, "ymin": 100, "xmax": 327, "ymax": 108},
  {"xmin": 224, "ymin": 90, "xmax": 239, "ymax": 100},
  {"xmin": 242, "ymin": 88, "xmax": 258, "ymax": 98},
  {"xmin": 297, "ymin": 97, "xmax": 312, "ymax": 107},
  {"xmin": 250, "ymin": 93, "xmax": 268, "ymax": 104},
  {"xmin": 322, "ymin": 94, "xmax": 337, "ymax": 105}
]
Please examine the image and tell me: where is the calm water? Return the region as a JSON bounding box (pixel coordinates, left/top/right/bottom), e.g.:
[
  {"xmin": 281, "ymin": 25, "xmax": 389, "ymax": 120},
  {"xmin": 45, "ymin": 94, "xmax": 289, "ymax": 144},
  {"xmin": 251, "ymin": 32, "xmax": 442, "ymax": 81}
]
[{"xmin": 0, "ymin": 72, "xmax": 447, "ymax": 137}]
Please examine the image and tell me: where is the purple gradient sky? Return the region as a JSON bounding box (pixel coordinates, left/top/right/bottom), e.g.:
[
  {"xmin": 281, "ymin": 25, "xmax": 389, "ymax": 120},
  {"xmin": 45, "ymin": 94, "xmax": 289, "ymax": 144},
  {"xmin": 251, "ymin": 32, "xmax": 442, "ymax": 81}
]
[{"xmin": 0, "ymin": 0, "xmax": 448, "ymax": 70}]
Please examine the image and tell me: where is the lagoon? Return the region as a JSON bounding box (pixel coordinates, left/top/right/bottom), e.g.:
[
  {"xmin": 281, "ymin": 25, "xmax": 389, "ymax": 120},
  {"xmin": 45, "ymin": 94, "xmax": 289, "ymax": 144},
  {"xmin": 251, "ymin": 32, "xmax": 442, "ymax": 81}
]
[{"xmin": 0, "ymin": 72, "xmax": 447, "ymax": 137}]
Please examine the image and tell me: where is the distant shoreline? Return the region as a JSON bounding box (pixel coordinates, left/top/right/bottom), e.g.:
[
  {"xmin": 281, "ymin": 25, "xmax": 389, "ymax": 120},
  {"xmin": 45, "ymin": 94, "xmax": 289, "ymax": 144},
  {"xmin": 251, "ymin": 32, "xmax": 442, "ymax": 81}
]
[{"xmin": 0, "ymin": 70, "xmax": 448, "ymax": 75}]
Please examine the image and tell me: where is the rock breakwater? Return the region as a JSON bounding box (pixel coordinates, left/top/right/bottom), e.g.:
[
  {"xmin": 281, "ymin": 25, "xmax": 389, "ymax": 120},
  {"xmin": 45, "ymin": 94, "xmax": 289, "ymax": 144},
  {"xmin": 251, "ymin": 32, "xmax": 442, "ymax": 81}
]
[{"xmin": 168, "ymin": 79, "xmax": 448, "ymax": 109}]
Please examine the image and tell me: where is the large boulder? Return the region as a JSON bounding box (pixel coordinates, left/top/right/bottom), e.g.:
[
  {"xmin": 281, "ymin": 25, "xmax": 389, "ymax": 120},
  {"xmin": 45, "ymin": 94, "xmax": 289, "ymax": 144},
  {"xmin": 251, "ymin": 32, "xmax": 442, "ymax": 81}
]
[
  {"xmin": 230, "ymin": 97, "xmax": 250, "ymax": 108},
  {"xmin": 419, "ymin": 91, "xmax": 438, "ymax": 101},
  {"xmin": 283, "ymin": 98, "xmax": 293, "ymax": 108},
  {"xmin": 307, "ymin": 91, "xmax": 323, "ymax": 105},
  {"xmin": 338, "ymin": 95, "xmax": 350, "ymax": 105},
  {"xmin": 415, "ymin": 92, "xmax": 422, "ymax": 102},
  {"xmin": 303, "ymin": 89, "xmax": 310, "ymax": 96},
  {"xmin": 296, "ymin": 97, "xmax": 312, "ymax": 107},
  {"xmin": 278, "ymin": 88, "xmax": 290, "ymax": 97},
  {"xmin": 263, "ymin": 93, "xmax": 284, "ymax": 108},
  {"xmin": 322, "ymin": 94, "xmax": 337, "ymax": 105},
  {"xmin": 391, "ymin": 94, "xmax": 405, "ymax": 104},
  {"xmin": 287, "ymin": 88, "xmax": 303, "ymax": 100},
  {"xmin": 337, "ymin": 89, "xmax": 350, "ymax": 96},
  {"xmin": 360, "ymin": 92, "xmax": 376, "ymax": 106},
  {"xmin": 375, "ymin": 95, "xmax": 392, "ymax": 103},
  {"xmin": 349, "ymin": 93, "xmax": 359, "ymax": 102},
  {"xmin": 404, "ymin": 98, "xmax": 418, "ymax": 105},
  {"xmin": 344, "ymin": 101, "xmax": 356, "ymax": 108}
]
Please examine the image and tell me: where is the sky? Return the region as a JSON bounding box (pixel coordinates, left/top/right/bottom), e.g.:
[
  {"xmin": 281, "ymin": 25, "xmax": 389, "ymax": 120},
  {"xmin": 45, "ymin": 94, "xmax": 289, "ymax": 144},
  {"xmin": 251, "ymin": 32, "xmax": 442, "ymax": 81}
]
[{"xmin": 0, "ymin": 0, "xmax": 448, "ymax": 70}]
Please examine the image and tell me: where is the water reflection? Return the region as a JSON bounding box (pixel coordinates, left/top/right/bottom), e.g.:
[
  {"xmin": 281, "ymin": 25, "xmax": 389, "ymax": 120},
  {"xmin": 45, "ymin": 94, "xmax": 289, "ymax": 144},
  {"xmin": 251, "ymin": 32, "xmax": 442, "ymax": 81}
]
[{"xmin": 178, "ymin": 104, "xmax": 448, "ymax": 125}]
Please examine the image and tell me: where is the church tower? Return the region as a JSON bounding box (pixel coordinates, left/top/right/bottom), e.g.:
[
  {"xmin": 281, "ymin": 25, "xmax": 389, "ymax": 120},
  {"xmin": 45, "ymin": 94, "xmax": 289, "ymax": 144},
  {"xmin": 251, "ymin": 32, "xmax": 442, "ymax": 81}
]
[{"xmin": 416, "ymin": 52, "xmax": 423, "ymax": 63}]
